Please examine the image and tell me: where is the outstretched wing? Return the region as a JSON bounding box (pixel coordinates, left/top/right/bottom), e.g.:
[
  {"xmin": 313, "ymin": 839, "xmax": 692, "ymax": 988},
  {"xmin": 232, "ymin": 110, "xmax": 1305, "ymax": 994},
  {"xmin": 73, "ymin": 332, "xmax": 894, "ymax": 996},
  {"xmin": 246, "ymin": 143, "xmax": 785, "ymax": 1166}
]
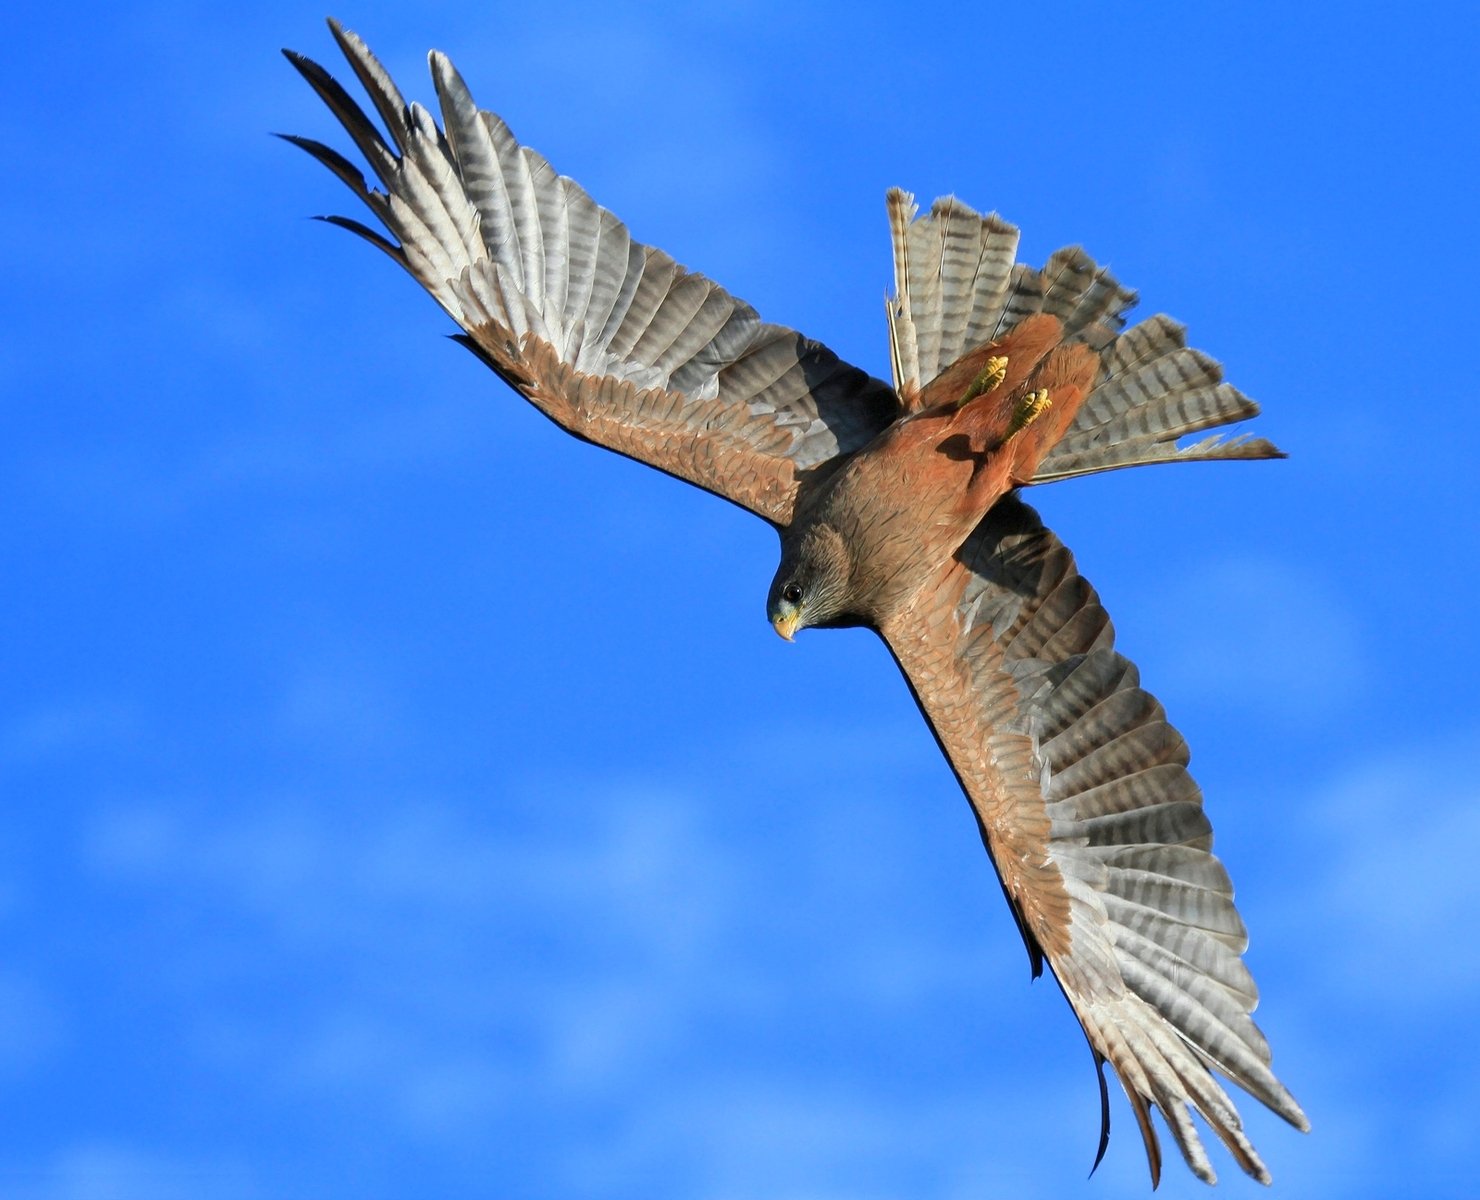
[
  {"xmin": 884, "ymin": 191, "xmax": 1282, "ymax": 479},
  {"xmin": 282, "ymin": 20, "xmax": 900, "ymax": 526},
  {"xmin": 879, "ymin": 496, "xmax": 1307, "ymax": 1186}
]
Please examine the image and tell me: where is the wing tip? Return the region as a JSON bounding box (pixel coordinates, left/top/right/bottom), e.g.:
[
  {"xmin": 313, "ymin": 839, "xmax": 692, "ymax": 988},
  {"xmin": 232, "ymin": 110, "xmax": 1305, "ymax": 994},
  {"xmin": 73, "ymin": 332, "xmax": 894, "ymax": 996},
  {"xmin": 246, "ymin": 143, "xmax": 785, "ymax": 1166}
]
[
  {"xmin": 1088, "ymin": 1051, "xmax": 1112, "ymax": 1179},
  {"xmin": 280, "ymin": 46, "xmax": 317, "ymax": 78}
]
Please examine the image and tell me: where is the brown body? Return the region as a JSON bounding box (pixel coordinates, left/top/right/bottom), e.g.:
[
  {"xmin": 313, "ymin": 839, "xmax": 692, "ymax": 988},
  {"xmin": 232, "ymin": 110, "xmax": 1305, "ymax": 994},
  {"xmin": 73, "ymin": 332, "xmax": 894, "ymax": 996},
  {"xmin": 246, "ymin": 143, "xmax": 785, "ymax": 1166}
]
[{"xmin": 779, "ymin": 314, "xmax": 1098, "ymax": 629}]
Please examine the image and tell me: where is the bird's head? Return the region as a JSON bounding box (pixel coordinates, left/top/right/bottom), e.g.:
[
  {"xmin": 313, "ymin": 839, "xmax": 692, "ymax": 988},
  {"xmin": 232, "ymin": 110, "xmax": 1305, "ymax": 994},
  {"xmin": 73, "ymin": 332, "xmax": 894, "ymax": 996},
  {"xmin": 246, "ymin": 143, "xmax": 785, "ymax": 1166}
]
[{"xmin": 767, "ymin": 523, "xmax": 853, "ymax": 640}]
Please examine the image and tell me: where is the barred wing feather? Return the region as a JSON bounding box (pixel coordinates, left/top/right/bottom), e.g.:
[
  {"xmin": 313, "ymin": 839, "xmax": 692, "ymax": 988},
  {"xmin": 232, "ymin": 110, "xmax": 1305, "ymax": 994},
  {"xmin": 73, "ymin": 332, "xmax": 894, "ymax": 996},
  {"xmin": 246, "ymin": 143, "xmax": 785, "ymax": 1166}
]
[
  {"xmin": 282, "ymin": 19, "xmax": 899, "ymax": 526},
  {"xmin": 880, "ymin": 496, "xmax": 1308, "ymax": 1186}
]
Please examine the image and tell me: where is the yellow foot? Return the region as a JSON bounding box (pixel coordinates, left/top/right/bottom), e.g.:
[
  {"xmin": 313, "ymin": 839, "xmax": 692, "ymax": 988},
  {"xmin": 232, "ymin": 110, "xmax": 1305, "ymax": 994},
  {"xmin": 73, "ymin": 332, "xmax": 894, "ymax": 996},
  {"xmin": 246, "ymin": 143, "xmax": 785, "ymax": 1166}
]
[
  {"xmin": 1006, "ymin": 388, "xmax": 1052, "ymax": 437},
  {"xmin": 957, "ymin": 355, "xmax": 1009, "ymax": 408}
]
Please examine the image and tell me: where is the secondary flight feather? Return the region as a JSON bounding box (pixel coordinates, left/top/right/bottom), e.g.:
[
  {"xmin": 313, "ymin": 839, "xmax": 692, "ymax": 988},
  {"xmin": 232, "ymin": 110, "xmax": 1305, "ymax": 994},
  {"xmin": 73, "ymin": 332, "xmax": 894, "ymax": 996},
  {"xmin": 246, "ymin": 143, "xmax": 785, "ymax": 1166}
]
[{"xmin": 282, "ymin": 18, "xmax": 1306, "ymax": 1186}]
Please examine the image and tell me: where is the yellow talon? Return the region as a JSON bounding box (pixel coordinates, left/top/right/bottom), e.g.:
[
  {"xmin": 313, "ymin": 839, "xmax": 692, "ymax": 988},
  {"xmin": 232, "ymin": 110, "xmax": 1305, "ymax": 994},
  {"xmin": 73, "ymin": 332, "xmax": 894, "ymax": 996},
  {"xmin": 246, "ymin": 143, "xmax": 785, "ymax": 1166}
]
[
  {"xmin": 958, "ymin": 355, "xmax": 1009, "ymax": 408},
  {"xmin": 1006, "ymin": 388, "xmax": 1052, "ymax": 436}
]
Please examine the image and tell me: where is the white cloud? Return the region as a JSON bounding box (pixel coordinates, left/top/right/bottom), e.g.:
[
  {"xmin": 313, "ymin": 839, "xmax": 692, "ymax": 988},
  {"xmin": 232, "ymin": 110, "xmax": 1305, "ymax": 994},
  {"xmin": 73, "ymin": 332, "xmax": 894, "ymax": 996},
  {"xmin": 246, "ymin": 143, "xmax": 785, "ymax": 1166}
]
[
  {"xmin": 81, "ymin": 784, "xmax": 751, "ymax": 1130},
  {"xmin": 1230, "ymin": 727, "xmax": 1480, "ymax": 1197},
  {"xmin": 0, "ymin": 699, "xmax": 142, "ymax": 766},
  {"xmin": 0, "ymin": 971, "xmax": 63, "ymax": 1078},
  {"xmin": 77, "ymin": 769, "xmax": 1311, "ymax": 1193},
  {"xmin": 1135, "ymin": 555, "xmax": 1369, "ymax": 721},
  {"xmin": 1291, "ymin": 730, "xmax": 1480, "ymax": 1007},
  {"xmin": 557, "ymin": 1072, "xmax": 1167, "ymax": 1200},
  {"xmin": 274, "ymin": 660, "xmax": 408, "ymax": 755},
  {"xmin": 12, "ymin": 1144, "xmax": 262, "ymax": 1200},
  {"xmin": 23, "ymin": 381, "xmax": 501, "ymax": 532},
  {"xmin": 280, "ymin": 1004, "xmax": 514, "ymax": 1138}
]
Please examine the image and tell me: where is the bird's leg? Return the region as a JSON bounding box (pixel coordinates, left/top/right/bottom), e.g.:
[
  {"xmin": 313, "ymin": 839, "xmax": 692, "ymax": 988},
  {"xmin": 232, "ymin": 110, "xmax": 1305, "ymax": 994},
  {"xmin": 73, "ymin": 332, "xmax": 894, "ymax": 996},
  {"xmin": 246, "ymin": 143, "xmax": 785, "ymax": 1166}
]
[
  {"xmin": 955, "ymin": 355, "xmax": 1009, "ymax": 409},
  {"xmin": 951, "ymin": 385, "xmax": 1051, "ymax": 496},
  {"xmin": 1005, "ymin": 388, "xmax": 1052, "ymax": 439}
]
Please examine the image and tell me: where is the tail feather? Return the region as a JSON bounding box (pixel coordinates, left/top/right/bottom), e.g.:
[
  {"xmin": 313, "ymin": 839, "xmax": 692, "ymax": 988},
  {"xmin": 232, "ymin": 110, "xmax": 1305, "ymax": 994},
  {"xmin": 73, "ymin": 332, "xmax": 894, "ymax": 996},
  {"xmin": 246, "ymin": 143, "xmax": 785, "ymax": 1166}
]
[
  {"xmin": 1034, "ymin": 317, "xmax": 1283, "ymax": 482},
  {"xmin": 883, "ymin": 190, "xmax": 1282, "ymax": 479},
  {"xmin": 1036, "ymin": 433, "xmax": 1284, "ymax": 482},
  {"xmin": 886, "ymin": 190, "xmax": 1020, "ymax": 409}
]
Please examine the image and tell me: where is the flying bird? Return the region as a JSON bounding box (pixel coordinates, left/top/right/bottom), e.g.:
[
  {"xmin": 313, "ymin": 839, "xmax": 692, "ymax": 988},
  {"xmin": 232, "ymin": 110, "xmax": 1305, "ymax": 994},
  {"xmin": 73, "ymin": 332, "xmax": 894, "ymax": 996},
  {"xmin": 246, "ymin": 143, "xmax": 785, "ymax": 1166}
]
[{"xmin": 282, "ymin": 18, "xmax": 1308, "ymax": 1186}]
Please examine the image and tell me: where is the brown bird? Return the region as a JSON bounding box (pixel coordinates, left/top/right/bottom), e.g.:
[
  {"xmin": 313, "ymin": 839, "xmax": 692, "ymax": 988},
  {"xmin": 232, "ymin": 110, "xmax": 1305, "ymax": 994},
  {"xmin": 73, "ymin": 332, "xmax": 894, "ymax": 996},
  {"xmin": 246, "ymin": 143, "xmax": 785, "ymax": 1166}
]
[{"xmin": 282, "ymin": 18, "xmax": 1308, "ymax": 1186}]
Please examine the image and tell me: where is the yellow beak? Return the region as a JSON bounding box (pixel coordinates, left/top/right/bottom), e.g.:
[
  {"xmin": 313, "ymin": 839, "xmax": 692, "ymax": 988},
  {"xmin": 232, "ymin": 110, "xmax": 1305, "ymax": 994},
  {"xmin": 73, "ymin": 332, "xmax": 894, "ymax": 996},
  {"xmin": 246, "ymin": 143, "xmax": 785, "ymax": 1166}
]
[{"xmin": 772, "ymin": 612, "xmax": 800, "ymax": 642}]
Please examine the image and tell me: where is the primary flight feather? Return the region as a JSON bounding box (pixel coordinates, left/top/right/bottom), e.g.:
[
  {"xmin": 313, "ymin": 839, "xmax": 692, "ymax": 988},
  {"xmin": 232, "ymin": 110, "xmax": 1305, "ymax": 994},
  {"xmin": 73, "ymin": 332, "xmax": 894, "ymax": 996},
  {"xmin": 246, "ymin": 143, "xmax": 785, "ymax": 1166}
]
[{"xmin": 282, "ymin": 18, "xmax": 1307, "ymax": 1186}]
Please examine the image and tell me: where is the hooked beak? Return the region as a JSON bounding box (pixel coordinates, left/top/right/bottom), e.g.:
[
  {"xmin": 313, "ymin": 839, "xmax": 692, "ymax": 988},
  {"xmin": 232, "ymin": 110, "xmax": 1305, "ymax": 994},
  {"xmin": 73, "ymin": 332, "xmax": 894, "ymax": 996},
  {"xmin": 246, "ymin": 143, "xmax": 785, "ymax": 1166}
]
[{"xmin": 772, "ymin": 612, "xmax": 801, "ymax": 642}]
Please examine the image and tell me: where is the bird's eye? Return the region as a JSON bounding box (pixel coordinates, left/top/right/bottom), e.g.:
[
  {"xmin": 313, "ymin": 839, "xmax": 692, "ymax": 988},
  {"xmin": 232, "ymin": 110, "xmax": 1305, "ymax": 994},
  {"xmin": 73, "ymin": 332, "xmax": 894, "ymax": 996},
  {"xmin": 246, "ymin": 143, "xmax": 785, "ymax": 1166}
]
[{"xmin": 782, "ymin": 583, "xmax": 803, "ymax": 604}]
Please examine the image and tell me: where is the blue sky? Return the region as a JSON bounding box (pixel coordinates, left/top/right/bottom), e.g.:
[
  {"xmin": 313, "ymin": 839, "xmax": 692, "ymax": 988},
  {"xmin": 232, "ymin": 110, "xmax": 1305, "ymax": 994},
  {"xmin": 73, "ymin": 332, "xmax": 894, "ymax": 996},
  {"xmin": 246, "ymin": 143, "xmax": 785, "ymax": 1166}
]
[{"xmin": 5, "ymin": 1, "xmax": 1479, "ymax": 1196}]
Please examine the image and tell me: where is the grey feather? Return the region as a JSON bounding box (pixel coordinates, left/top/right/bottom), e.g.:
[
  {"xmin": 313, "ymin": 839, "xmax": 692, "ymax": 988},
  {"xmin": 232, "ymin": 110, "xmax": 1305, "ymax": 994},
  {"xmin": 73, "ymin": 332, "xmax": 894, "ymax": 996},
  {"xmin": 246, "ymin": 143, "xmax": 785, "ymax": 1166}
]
[
  {"xmin": 284, "ymin": 20, "xmax": 899, "ymax": 526},
  {"xmin": 895, "ymin": 496, "xmax": 1307, "ymax": 1186},
  {"xmin": 1036, "ymin": 317, "xmax": 1283, "ymax": 481},
  {"xmin": 878, "ymin": 192, "xmax": 1279, "ymax": 480},
  {"xmin": 885, "ymin": 192, "xmax": 1023, "ymax": 400}
]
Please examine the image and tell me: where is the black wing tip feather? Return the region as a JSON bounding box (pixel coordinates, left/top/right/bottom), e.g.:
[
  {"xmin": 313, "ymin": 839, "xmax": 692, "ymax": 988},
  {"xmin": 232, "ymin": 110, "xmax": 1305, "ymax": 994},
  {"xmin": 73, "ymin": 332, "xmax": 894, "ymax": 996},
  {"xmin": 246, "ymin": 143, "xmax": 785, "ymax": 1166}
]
[
  {"xmin": 273, "ymin": 131, "xmax": 370, "ymax": 194},
  {"xmin": 279, "ymin": 45, "xmax": 350, "ymax": 109},
  {"xmin": 280, "ymin": 45, "xmax": 326, "ymax": 84},
  {"xmin": 450, "ymin": 333, "xmax": 530, "ymax": 394},
  {"xmin": 275, "ymin": 54, "xmax": 405, "ymax": 266},
  {"xmin": 278, "ymin": 36, "xmax": 398, "ymax": 183},
  {"xmin": 279, "ymin": 48, "xmax": 328, "ymax": 96},
  {"xmin": 1089, "ymin": 1050, "xmax": 1112, "ymax": 1179},
  {"xmin": 312, "ymin": 214, "xmax": 403, "ymax": 261},
  {"xmin": 449, "ymin": 331, "xmax": 496, "ymax": 367}
]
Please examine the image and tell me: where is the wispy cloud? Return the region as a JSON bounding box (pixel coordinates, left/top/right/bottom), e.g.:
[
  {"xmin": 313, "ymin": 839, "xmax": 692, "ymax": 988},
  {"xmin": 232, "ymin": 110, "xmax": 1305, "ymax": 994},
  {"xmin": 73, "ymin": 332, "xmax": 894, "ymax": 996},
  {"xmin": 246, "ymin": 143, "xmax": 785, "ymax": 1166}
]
[
  {"xmin": 1289, "ymin": 729, "xmax": 1480, "ymax": 1008},
  {"xmin": 0, "ymin": 972, "xmax": 63, "ymax": 1079},
  {"xmin": 6, "ymin": 1143, "xmax": 263, "ymax": 1200},
  {"xmin": 1134, "ymin": 555, "xmax": 1370, "ymax": 722},
  {"xmin": 0, "ymin": 699, "xmax": 143, "ymax": 767},
  {"xmin": 75, "ymin": 743, "xmax": 1323, "ymax": 1194},
  {"xmin": 1233, "ymin": 726, "xmax": 1480, "ymax": 1196}
]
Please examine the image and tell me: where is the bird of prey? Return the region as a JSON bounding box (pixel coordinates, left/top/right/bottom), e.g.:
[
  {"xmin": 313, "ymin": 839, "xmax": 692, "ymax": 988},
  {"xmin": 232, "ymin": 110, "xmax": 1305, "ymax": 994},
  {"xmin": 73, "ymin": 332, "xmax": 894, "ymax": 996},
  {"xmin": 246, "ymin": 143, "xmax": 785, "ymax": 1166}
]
[{"xmin": 282, "ymin": 18, "xmax": 1308, "ymax": 1187}]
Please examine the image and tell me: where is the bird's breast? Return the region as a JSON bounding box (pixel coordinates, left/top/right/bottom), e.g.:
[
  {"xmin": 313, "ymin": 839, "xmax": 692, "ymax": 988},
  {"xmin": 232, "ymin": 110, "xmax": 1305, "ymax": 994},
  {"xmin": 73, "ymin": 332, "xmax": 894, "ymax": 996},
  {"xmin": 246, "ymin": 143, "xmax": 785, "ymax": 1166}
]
[{"xmin": 820, "ymin": 415, "xmax": 993, "ymax": 619}]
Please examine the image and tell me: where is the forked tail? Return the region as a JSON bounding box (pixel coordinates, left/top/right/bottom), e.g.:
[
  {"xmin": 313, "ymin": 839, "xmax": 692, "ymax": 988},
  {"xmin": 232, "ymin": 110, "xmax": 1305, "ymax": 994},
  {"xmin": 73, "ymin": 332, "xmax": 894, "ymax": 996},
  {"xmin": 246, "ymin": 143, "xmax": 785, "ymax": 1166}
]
[{"xmin": 885, "ymin": 188, "xmax": 1284, "ymax": 483}]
